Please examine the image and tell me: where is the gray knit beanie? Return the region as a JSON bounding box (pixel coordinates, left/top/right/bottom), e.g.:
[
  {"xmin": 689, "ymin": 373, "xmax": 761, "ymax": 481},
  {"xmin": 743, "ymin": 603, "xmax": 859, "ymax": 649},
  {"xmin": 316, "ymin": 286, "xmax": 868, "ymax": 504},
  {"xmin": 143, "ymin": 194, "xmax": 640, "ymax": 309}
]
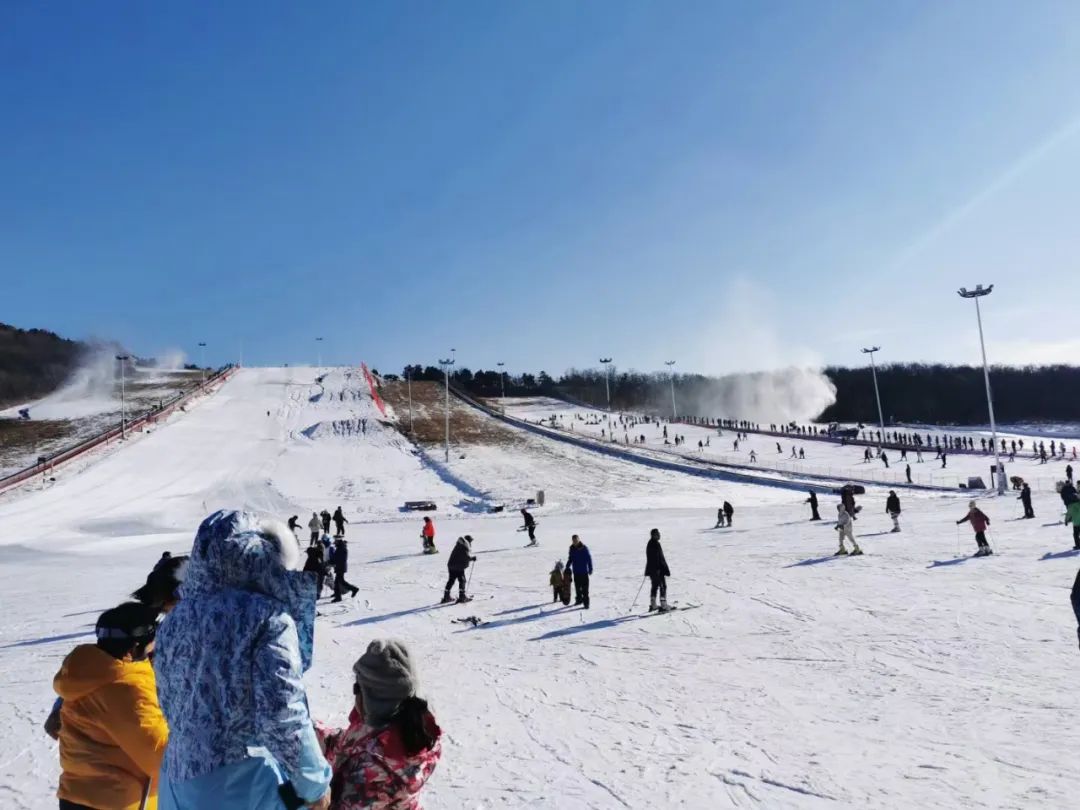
[{"xmin": 353, "ymin": 638, "xmax": 418, "ymax": 726}]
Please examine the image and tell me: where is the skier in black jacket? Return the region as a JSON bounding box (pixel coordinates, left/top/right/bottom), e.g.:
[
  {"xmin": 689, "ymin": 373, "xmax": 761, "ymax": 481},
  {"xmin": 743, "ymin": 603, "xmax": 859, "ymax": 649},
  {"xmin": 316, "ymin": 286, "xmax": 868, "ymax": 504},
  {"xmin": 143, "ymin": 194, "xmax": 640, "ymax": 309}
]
[
  {"xmin": 321, "ymin": 509, "xmax": 332, "ymax": 535},
  {"xmin": 521, "ymin": 509, "xmax": 538, "ymax": 546},
  {"xmin": 723, "ymin": 501, "xmax": 734, "ymax": 528},
  {"xmin": 332, "ymin": 506, "xmax": 348, "ymax": 537},
  {"xmin": 885, "ymin": 491, "xmax": 901, "ymax": 533},
  {"xmin": 442, "ymin": 536, "xmax": 476, "ymax": 603},
  {"xmin": 806, "ymin": 490, "xmax": 820, "ymax": 521},
  {"xmin": 1018, "ymin": 483, "xmax": 1035, "ymax": 519},
  {"xmin": 303, "ymin": 542, "xmax": 327, "ymax": 598},
  {"xmin": 331, "ymin": 538, "xmax": 359, "ymax": 602},
  {"xmin": 644, "ymin": 529, "xmax": 671, "ymax": 612}
]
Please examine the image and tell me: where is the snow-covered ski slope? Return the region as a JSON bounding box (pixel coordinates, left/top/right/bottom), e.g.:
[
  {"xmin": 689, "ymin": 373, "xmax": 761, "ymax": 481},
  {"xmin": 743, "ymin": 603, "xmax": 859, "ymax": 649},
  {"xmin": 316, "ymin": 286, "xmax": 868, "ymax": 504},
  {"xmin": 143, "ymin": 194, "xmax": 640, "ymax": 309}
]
[
  {"xmin": 499, "ymin": 397, "xmax": 1077, "ymax": 493},
  {"xmin": 2, "ymin": 369, "xmax": 1079, "ymax": 808}
]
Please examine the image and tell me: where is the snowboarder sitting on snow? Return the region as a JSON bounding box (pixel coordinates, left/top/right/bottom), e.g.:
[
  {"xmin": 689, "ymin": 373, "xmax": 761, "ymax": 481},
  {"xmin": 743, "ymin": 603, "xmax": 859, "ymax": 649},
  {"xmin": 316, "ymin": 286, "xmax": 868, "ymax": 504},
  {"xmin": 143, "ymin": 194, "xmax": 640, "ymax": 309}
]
[
  {"xmin": 521, "ymin": 509, "xmax": 537, "ymax": 546},
  {"xmin": 52, "ymin": 602, "xmax": 168, "ymax": 810},
  {"xmin": 644, "ymin": 529, "xmax": 671, "ymax": 612},
  {"xmin": 442, "ymin": 536, "xmax": 475, "ymax": 604},
  {"xmin": 549, "ymin": 561, "xmax": 566, "ymax": 603},
  {"xmin": 316, "ymin": 639, "xmax": 441, "ymax": 810},
  {"xmin": 421, "ymin": 516, "xmax": 436, "ymax": 554},
  {"xmin": 886, "ymin": 491, "xmax": 902, "ymax": 533},
  {"xmin": 835, "ymin": 504, "xmax": 862, "ymax": 556},
  {"xmin": 957, "ymin": 501, "xmax": 993, "ymax": 557},
  {"xmin": 566, "ymin": 534, "xmax": 593, "ymax": 609}
]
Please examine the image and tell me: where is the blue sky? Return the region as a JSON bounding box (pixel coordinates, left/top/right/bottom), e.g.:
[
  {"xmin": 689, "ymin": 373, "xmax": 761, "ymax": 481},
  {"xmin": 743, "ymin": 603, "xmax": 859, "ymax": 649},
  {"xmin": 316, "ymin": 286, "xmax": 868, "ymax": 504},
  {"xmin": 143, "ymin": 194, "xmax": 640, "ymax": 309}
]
[{"xmin": 3, "ymin": 2, "xmax": 1080, "ymax": 376}]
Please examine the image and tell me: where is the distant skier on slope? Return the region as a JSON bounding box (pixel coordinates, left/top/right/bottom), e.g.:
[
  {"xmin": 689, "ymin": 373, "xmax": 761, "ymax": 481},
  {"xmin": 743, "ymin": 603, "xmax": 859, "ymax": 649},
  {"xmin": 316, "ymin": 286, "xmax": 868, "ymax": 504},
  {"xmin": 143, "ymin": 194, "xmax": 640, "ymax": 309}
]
[
  {"xmin": 308, "ymin": 512, "xmax": 322, "ymax": 543},
  {"xmin": 886, "ymin": 490, "xmax": 902, "ymax": 533},
  {"xmin": 521, "ymin": 509, "xmax": 538, "ymax": 546},
  {"xmin": 442, "ymin": 536, "xmax": 475, "ymax": 604},
  {"xmin": 957, "ymin": 501, "xmax": 993, "ymax": 557},
  {"xmin": 835, "ymin": 504, "xmax": 862, "ymax": 556},
  {"xmin": 332, "ymin": 506, "xmax": 348, "ymax": 537},
  {"xmin": 421, "ymin": 516, "xmax": 437, "ymax": 553},
  {"xmin": 806, "ymin": 490, "xmax": 820, "ymax": 521},
  {"xmin": 905, "ymin": 464, "xmax": 912, "ymax": 484},
  {"xmin": 723, "ymin": 501, "xmax": 734, "ymax": 528},
  {"xmin": 287, "ymin": 515, "xmax": 301, "ymax": 535},
  {"xmin": 1018, "ymin": 483, "xmax": 1035, "ymax": 519},
  {"xmin": 644, "ymin": 529, "xmax": 671, "ymax": 612}
]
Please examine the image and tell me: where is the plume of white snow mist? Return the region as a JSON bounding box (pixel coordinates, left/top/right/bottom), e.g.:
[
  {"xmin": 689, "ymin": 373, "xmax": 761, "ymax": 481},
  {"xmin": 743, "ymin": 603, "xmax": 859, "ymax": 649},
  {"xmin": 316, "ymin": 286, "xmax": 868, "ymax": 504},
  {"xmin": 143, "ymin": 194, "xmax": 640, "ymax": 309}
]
[
  {"xmin": 668, "ymin": 277, "xmax": 837, "ymax": 422},
  {"xmin": 154, "ymin": 348, "xmax": 188, "ymax": 370}
]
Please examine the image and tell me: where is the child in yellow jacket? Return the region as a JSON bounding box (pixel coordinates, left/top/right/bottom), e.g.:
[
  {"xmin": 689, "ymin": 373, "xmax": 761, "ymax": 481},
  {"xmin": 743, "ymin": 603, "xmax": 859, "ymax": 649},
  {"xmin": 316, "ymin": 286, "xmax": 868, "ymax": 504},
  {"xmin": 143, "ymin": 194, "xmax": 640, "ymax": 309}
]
[{"xmin": 53, "ymin": 602, "xmax": 168, "ymax": 810}]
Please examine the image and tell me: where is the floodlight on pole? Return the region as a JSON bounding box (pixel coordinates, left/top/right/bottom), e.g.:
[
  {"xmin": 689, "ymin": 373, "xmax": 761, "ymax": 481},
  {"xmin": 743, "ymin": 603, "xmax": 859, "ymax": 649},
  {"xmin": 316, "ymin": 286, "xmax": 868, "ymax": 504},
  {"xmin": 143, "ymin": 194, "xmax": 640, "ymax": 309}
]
[
  {"xmin": 860, "ymin": 346, "xmax": 885, "ymax": 454},
  {"xmin": 958, "ymin": 284, "xmax": 1005, "ymax": 494},
  {"xmin": 497, "ymin": 362, "xmax": 506, "ymax": 401},
  {"xmin": 599, "ymin": 358, "xmax": 613, "ymax": 411},
  {"xmin": 405, "ymin": 366, "xmax": 414, "ymax": 436},
  {"xmin": 115, "ymin": 354, "xmax": 131, "ymax": 439},
  {"xmin": 665, "ymin": 360, "xmax": 677, "ymax": 419},
  {"xmin": 197, "ymin": 342, "xmax": 207, "ymax": 382},
  {"xmin": 439, "ymin": 356, "xmax": 456, "ymax": 463},
  {"xmin": 315, "ymin": 337, "xmax": 324, "ymax": 368}
]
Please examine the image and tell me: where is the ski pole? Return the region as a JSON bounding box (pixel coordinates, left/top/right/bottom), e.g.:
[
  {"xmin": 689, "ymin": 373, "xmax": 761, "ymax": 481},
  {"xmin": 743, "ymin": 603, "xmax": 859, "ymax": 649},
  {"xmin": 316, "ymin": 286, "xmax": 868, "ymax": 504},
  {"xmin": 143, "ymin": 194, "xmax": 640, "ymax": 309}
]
[
  {"xmin": 466, "ymin": 559, "xmax": 476, "ymax": 593},
  {"xmin": 628, "ymin": 577, "xmax": 646, "ymax": 613}
]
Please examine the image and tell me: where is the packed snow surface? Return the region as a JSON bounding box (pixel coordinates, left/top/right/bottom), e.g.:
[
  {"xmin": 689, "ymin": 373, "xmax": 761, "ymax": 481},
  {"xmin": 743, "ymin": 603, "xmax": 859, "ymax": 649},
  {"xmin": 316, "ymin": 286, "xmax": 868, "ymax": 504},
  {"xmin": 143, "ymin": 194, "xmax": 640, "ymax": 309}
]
[{"xmin": 1, "ymin": 370, "xmax": 1078, "ymax": 808}]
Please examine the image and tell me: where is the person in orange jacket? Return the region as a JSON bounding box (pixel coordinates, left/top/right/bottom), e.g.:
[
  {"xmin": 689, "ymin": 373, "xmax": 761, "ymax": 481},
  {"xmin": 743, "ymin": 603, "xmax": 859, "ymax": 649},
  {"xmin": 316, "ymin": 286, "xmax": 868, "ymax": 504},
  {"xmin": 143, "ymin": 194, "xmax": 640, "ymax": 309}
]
[
  {"xmin": 421, "ymin": 516, "xmax": 437, "ymax": 554},
  {"xmin": 53, "ymin": 601, "xmax": 168, "ymax": 810}
]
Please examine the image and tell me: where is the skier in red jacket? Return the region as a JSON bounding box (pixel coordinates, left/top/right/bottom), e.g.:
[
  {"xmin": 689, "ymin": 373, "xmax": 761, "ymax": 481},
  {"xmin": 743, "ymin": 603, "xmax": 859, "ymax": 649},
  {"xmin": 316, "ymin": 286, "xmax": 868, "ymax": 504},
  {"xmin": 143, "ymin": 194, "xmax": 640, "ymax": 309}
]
[{"xmin": 957, "ymin": 500, "xmax": 992, "ymax": 557}]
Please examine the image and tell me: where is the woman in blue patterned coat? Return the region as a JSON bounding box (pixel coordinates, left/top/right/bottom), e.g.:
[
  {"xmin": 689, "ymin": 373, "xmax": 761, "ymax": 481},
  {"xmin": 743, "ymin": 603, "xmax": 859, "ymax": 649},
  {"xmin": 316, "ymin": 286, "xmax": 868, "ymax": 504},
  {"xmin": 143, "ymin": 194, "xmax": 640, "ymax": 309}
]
[{"xmin": 154, "ymin": 510, "xmax": 332, "ymax": 810}]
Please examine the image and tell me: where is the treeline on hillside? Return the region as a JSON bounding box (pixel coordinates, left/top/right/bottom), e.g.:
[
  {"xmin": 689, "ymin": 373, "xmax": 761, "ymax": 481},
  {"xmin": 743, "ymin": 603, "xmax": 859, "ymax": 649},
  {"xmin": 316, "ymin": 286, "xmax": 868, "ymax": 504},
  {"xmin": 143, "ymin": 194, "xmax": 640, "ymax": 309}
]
[
  {"xmin": 0, "ymin": 324, "xmax": 83, "ymax": 408},
  {"xmin": 818, "ymin": 364, "xmax": 1080, "ymax": 425},
  {"xmin": 385, "ymin": 362, "xmax": 1080, "ymax": 425}
]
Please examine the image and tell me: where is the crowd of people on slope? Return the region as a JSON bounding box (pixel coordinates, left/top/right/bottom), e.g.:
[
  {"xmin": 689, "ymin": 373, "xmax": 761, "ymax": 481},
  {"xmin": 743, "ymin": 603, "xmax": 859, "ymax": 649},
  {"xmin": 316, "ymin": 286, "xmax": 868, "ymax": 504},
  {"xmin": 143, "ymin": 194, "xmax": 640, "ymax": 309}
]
[{"xmin": 45, "ymin": 511, "xmax": 442, "ymax": 810}]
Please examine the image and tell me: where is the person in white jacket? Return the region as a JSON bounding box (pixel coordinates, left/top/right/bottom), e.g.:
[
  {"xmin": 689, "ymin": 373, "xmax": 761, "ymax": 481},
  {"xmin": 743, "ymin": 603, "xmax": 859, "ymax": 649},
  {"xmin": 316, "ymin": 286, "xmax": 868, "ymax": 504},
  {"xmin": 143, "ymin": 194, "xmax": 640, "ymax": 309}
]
[
  {"xmin": 308, "ymin": 512, "xmax": 321, "ymax": 543},
  {"xmin": 835, "ymin": 504, "xmax": 862, "ymax": 556}
]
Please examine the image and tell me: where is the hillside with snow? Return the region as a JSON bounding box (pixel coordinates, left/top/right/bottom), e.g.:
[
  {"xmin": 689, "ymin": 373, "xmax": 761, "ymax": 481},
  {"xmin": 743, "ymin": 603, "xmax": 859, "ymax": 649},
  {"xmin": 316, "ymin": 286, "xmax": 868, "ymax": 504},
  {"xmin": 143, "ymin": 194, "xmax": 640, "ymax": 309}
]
[{"xmin": 1, "ymin": 367, "xmax": 1078, "ymax": 808}]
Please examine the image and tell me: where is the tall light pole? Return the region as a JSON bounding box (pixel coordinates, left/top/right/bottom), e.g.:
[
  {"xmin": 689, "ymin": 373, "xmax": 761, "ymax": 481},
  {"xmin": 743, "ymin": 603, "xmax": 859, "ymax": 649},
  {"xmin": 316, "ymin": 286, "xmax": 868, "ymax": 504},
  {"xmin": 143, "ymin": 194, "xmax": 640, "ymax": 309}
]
[
  {"xmin": 315, "ymin": 337, "xmax": 324, "ymax": 368},
  {"xmin": 599, "ymin": 358, "xmax": 613, "ymax": 411},
  {"xmin": 197, "ymin": 342, "xmax": 207, "ymax": 382},
  {"xmin": 860, "ymin": 346, "xmax": 885, "ymax": 455},
  {"xmin": 116, "ymin": 354, "xmax": 130, "ymax": 438},
  {"xmin": 405, "ymin": 366, "xmax": 414, "ymax": 436},
  {"xmin": 497, "ymin": 362, "xmax": 506, "ymax": 401},
  {"xmin": 959, "ymin": 284, "xmax": 1005, "ymax": 494},
  {"xmin": 665, "ymin": 360, "xmax": 677, "ymax": 419},
  {"xmin": 439, "ymin": 356, "xmax": 455, "ymax": 462}
]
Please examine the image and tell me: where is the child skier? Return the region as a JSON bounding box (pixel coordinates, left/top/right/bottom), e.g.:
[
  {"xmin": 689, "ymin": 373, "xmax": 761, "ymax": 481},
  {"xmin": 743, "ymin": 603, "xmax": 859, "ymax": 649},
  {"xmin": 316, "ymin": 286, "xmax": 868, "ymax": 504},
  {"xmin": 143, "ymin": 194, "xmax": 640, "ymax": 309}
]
[
  {"xmin": 549, "ymin": 561, "xmax": 566, "ymax": 603},
  {"xmin": 835, "ymin": 504, "xmax": 862, "ymax": 556},
  {"xmin": 421, "ymin": 516, "xmax": 437, "ymax": 554},
  {"xmin": 956, "ymin": 500, "xmax": 993, "ymax": 557},
  {"xmin": 714, "ymin": 507, "xmax": 725, "ymax": 528},
  {"xmin": 442, "ymin": 536, "xmax": 475, "ymax": 604}
]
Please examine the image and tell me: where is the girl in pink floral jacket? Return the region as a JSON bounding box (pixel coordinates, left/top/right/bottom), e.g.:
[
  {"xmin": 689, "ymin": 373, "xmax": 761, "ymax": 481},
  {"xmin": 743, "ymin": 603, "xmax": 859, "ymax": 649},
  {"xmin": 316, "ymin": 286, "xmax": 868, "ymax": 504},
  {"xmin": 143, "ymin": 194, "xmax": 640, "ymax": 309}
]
[{"xmin": 318, "ymin": 639, "xmax": 442, "ymax": 809}]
